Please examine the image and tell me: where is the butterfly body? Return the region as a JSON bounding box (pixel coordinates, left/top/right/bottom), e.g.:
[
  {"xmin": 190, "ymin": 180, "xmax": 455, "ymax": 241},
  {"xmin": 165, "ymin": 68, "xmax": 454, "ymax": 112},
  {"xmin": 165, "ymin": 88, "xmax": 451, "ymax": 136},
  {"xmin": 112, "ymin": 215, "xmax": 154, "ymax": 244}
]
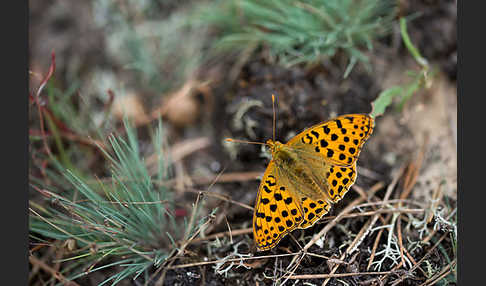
[
  {"xmin": 252, "ymin": 114, "xmax": 374, "ymax": 251},
  {"xmin": 268, "ymin": 140, "xmax": 329, "ymax": 202}
]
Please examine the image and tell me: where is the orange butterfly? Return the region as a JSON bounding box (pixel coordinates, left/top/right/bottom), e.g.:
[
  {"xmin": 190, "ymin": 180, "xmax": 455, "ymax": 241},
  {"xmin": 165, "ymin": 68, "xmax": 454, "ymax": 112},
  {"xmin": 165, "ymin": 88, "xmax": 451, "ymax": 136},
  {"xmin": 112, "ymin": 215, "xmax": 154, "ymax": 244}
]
[{"xmin": 228, "ymin": 95, "xmax": 374, "ymax": 251}]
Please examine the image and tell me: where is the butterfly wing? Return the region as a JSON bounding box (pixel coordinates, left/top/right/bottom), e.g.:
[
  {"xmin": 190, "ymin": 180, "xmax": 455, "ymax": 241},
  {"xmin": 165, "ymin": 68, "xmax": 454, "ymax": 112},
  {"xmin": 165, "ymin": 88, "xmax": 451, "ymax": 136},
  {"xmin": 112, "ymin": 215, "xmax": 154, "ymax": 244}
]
[
  {"xmin": 297, "ymin": 162, "xmax": 357, "ymax": 229},
  {"xmin": 298, "ymin": 197, "xmax": 331, "ymax": 229},
  {"xmin": 253, "ymin": 161, "xmax": 305, "ymax": 251},
  {"xmin": 287, "ymin": 114, "xmax": 374, "ymax": 167},
  {"xmin": 286, "ymin": 114, "xmax": 372, "ymax": 228}
]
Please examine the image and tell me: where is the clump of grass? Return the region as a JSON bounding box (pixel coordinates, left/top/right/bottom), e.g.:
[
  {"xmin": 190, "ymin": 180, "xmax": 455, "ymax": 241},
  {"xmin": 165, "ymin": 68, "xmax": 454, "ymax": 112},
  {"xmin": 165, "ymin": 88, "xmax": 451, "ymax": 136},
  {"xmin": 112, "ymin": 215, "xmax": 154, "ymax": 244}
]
[
  {"xmin": 29, "ymin": 120, "xmax": 212, "ymax": 285},
  {"xmin": 203, "ymin": 0, "xmax": 396, "ymax": 77},
  {"xmin": 29, "ymin": 52, "xmax": 112, "ymax": 182}
]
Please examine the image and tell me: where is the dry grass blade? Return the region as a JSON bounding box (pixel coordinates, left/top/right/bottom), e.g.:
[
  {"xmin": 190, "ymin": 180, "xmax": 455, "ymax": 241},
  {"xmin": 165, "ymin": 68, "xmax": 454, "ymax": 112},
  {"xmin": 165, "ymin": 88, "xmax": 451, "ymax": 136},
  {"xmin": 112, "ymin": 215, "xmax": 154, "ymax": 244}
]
[
  {"xmin": 146, "ymin": 136, "xmax": 211, "ymax": 169},
  {"xmin": 352, "ymin": 198, "xmax": 425, "ymax": 209},
  {"xmin": 279, "ymin": 252, "xmax": 306, "ymax": 286},
  {"xmin": 418, "ymin": 259, "xmax": 456, "ymax": 286},
  {"xmin": 167, "ymin": 253, "xmax": 298, "ymax": 269},
  {"xmin": 190, "ymin": 171, "xmax": 262, "ymax": 185},
  {"xmin": 426, "ymin": 183, "xmax": 443, "ymax": 224},
  {"xmin": 153, "ymin": 163, "xmax": 244, "ymax": 285},
  {"xmin": 347, "ymin": 214, "xmax": 380, "ymax": 256},
  {"xmin": 29, "ymin": 255, "xmax": 80, "ymax": 286},
  {"xmin": 422, "ymin": 207, "xmax": 455, "ymax": 244},
  {"xmin": 287, "ymin": 182, "xmax": 383, "ymax": 276},
  {"xmin": 96, "ymin": 171, "xmax": 262, "ymax": 188},
  {"xmin": 29, "ymin": 129, "xmax": 107, "ymax": 150},
  {"xmin": 302, "ymin": 181, "xmax": 385, "ymax": 253},
  {"xmin": 364, "ymin": 164, "xmax": 407, "ymax": 271},
  {"xmin": 319, "ymin": 208, "xmax": 424, "ymax": 222},
  {"xmin": 322, "ymin": 206, "xmax": 388, "ymax": 286},
  {"xmin": 389, "ymin": 232, "xmax": 448, "ymax": 285},
  {"xmin": 29, "ymin": 208, "xmax": 91, "ymax": 245},
  {"xmin": 286, "ymin": 271, "xmax": 393, "ymax": 279},
  {"xmin": 401, "ymin": 136, "xmax": 428, "ymax": 201},
  {"xmin": 155, "ymin": 192, "xmax": 207, "ymax": 286},
  {"xmin": 184, "ymin": 188, "xmax": 254, "ymax": 211},
  {"xmin": 189, "ymin": 228, "xmax": 252, "ymax": 244},
  {"xmin": 393, "ymin": 145, "xmax": 429, "ymax": 273},
  {"xmin": 32, "ymin": 52, "xmax": 56, "ymax": 159},
  {"xmin": 224, "ymin": 216, "xmax": 233, "ymax": 244},
  {"xmin": 285, "ymin": 180, "xmax": 387, "ymax": 286},
  {"xmin": 397, "ymin": 215, "xmax": 406, "ymax": 267},
  {"xmin": 356, "ymin": 165, "xmax": 385, "ymax": 181},
  {"xmin": 367, "ymin": 225, "xmax": 385, "ymax": 271}
]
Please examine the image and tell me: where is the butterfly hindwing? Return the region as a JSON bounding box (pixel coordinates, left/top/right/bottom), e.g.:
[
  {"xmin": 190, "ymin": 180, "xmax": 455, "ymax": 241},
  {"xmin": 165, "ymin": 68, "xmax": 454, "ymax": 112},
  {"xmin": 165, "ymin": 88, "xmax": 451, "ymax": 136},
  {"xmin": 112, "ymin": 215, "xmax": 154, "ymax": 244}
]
[
  {"xmin": 253, "ymin": 161, "xmax": 304, "ymax": 251},
  {"xmin": 294, "ymin": 162, "xmax": 357, "ymax": 229},
  {"xmin": 324, "ymin": 163, "xmax": 357, "ymax": 203},
  {"xmin": 298, "ymin": 197, "xmax": 331, "ymax": 229},
  {"xmin": 288, "ymin": 114, "xmax": 374, "ymax": 166}
]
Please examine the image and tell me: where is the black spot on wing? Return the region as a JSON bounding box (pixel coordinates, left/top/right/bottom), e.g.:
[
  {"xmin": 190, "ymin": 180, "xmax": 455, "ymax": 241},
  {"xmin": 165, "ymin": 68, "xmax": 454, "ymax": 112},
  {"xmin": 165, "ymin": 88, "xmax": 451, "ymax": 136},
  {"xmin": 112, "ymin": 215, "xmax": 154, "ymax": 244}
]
[
  {"xmin": 323, "ymin": 126, "xmax": 331, "ymax": 134},
  {"xmin": 336, "ymin": 119, "xmax": 342, "ymax": 128}
]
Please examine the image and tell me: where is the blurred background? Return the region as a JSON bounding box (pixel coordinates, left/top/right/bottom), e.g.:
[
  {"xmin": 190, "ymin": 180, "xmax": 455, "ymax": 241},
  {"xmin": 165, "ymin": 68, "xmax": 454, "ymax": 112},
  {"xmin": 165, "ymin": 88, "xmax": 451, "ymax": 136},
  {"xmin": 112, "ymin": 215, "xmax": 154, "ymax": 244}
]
[{"xmin": 29, "ymin": 0, "xmax": 456, "ymax": 285}]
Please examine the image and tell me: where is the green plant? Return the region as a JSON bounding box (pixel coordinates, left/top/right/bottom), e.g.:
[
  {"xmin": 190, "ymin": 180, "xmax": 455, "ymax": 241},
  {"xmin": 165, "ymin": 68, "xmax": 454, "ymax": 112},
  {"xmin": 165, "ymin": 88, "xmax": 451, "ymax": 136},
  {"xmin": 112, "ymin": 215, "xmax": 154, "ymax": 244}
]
[
  {"xmin": 29, "ymin": 53, "xmax": 110, "ymax": 181},
  {"xmin": 29, "ymin": 120, "xmax": 212, "ymax": 285},
  {"xmin": 371, "ymin": 17, "xmax": 434, "ymax": 118},
  {"xmin": 203, "ymin": 0, "xmax": 396, "ymax": 77}
]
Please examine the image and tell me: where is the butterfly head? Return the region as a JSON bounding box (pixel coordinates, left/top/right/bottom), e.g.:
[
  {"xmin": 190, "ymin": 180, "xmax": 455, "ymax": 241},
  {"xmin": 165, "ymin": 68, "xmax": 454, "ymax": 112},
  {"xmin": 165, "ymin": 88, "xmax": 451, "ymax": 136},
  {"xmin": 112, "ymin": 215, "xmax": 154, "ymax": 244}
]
[{"xmin": 265, "ymin": 139, "xmax": 284, "ymax": 154}]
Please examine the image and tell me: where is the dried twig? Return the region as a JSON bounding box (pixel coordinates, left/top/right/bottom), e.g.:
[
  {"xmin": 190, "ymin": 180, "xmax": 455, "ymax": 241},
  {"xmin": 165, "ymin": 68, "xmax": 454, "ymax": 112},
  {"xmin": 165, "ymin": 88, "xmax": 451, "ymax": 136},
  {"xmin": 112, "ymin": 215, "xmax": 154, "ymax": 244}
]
[
  {"xmin": 365, "ymin": 164, "xmax": 407, "ymax": 271},
  {"xmin": 367, "ymin": 224, "xmax": 386, "ymax": 271},
  {"xmin": 183, "ymin": 188, "xmax": 254, "ymax": 211},
  {"xmin": 146, "ymin": 137, "xmax": 211, "ymax": 168},
  {"xmin": 95, "ymin": 171, "xmax": 262, "ymax": 188},
  {"xmin": 289, "ymin": 180, "xmax": 385, "ymax": 286},
  {"xmin": 168, "ymin": 253, "xmax": 297, "ymax": 269},
  {"xmin": 389, "ymin": 232, "xmax": 448, "ymax": 285},
  {"xmin": 176, "ymin": 171, "xmax": 262, "ymax": 186},
  {"xmin": 29, "ymin": 255, "xmax": 80, "ymax": 286},
  {"xmin": 322, "ymin": 202, "xmax": 391, "ymax": 286},
  {"xmin": 418, "ymin": 259, "xmax": 456, "ymax": 286},
  {"xmin": 286, "ymin": 271, "xmax": 393, "ymax": 279},
  {"xmin": 302, "ymin": 181, "xmax": 385, "ymax": 253},
  {"xmin": 189, "ymin": 228, "xmax": 252, "ymax": 244},
  {"xmin": 189, "ymin": 207, "xmax": 424, "ymax": 246},
  {"xmin": 397, "ymin": 214, "xmax": 406, "ymax": 267},
  {"xmin": 401, "ymin": 136, "xmax": 428, "ymax": 201}
]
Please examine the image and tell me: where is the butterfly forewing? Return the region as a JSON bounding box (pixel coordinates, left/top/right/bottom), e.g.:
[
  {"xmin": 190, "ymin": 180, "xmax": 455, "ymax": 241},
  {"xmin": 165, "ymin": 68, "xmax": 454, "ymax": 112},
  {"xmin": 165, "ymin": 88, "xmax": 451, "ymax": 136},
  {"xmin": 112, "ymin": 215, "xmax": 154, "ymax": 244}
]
[{"xmin": 288, "ymin": 114, "xmax": 374, "ymax": 167}]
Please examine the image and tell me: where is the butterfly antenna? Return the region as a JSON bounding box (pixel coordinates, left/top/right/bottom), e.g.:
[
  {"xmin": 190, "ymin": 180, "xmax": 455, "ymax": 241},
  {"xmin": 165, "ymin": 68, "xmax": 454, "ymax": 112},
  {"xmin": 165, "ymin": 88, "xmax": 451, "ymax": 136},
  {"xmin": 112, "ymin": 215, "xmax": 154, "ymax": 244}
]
[
  {"xmin": 225, "ymin": 138, "xmax": 266, "ymax": 145},
  {"xmin": 272, "ymin": 94, "xmax": 276, "ymax": 142}
]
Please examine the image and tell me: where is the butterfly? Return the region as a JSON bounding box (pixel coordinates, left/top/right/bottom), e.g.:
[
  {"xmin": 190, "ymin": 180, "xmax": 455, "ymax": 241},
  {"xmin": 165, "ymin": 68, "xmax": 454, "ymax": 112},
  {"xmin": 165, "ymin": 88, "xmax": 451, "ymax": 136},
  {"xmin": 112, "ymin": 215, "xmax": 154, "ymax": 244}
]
[{"xmin": 229, "ymin": 96, "xmax": 374, "ymax": 251}]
